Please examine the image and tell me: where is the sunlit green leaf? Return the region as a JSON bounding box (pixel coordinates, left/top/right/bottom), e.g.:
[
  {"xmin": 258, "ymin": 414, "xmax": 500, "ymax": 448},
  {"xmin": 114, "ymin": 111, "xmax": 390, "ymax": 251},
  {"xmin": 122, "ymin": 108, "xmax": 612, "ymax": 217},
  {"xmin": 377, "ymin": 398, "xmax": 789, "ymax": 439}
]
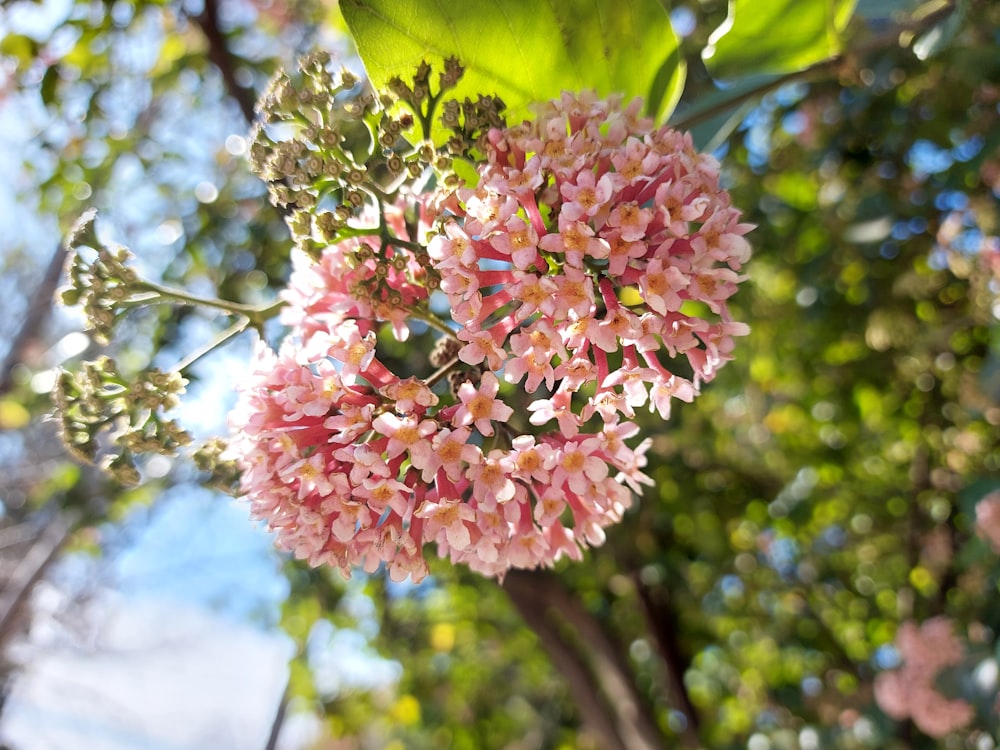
[
  {"xmin": 703, "ymin": 0, "xmax": 857, "ymax": 80},
  {"xmin": 669, "ymin": 74, "xmax": 775, "ymax": 149},
  {"xmin": 341, "ymin": 0, "xmax": 684, "ymax": 132},
  {"xmin": 912, "ymin": 0, "xmax": 965, "ymax": 60},
  {"xmin": 40, "ymin": 64, "xmax": 59, "ymax": 106}
]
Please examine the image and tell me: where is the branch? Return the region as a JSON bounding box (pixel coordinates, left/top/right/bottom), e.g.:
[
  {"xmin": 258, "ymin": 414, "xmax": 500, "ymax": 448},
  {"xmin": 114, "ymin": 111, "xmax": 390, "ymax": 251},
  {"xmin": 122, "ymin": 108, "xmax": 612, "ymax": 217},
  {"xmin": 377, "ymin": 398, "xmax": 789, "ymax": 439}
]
[
  {"xmin": 263, "ymin": 682, "xmax": 290, "ymax": 750},
  {"xmin": 670, "ymin": 0, "xmax": 959, "ymax": 132},
  {"xmin": 0, "ymin": 510, "xmax": 79, "ymax": 653},
  {"xmin": 632, "ymin": 574, "xmax": 701, "ymax": 746},
  {"xmin": 504, "ymin": 570, "xmax": 667, "ymax": 750},
  {"xmin": 0, "ymin": 244, "xmax": 68, "ymax": 397},
  {"xmin": 504, "ymin": 577, "xmax": 625, "ymax": 750},
  {"xmin": 192, "ymin": 0, "xmax": 258, "ymax": 124}
]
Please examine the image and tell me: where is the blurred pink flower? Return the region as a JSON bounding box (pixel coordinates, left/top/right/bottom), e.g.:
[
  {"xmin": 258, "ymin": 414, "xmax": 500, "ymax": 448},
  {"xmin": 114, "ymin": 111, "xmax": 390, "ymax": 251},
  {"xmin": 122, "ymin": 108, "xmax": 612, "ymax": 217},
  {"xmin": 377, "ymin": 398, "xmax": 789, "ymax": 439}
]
[
  {"xmin": 873, "ymin": 617, "xmax": 974, "ymax": 738},
  {"xmin": 975, "ymin": 490, "xmax": 1000, "ymax": 552}
]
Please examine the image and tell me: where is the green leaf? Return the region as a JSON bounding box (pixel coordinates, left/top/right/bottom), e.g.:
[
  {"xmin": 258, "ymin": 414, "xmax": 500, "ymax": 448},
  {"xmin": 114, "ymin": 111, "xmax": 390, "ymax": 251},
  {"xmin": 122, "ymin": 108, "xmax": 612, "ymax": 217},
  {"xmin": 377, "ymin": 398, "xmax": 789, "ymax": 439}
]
[
  {"xmin": 702, "ymin": 0, "xmax": 857, "ymax": 80},
  {"xmin": 40, "ymin": 65, "xmax": 59, "ymax": 106},
  {"xmin": 341, "ymin": 0, "xmax": 685, "ymax": 132},
  {"xmin": 912, "ymin": 0, "xmax": 965, "ymax": 60},
  {"xmin": 669, "ymin": 74, "xmax": 777, "ymax": 150}
]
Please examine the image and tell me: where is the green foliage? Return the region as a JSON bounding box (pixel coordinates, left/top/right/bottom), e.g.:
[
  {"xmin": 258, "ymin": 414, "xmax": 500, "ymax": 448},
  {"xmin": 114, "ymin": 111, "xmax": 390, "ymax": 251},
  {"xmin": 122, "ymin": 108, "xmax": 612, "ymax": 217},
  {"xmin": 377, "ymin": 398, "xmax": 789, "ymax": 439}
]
[
  {"xmin": 702, "ymin": 0, "xmax": 857, "ymax": 80},
  {"xmin": 341, "ymin": 0, "xmax": 684, "ymax": 127}
]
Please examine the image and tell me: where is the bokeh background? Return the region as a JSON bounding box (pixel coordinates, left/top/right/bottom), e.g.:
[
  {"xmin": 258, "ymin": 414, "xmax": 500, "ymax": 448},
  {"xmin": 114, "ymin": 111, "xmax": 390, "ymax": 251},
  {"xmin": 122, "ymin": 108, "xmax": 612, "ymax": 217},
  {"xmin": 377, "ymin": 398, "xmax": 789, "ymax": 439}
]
[{"xmin": 1, "ymin": 0, "xmax": 999, "ymax": 748}]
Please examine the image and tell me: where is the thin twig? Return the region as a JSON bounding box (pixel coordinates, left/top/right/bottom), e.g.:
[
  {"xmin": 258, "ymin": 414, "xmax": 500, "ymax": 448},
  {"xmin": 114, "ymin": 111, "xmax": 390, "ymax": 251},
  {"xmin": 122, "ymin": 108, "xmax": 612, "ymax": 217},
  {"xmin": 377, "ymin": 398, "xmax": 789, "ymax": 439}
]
[{"xmin": 170, "ymin": 317, "xmax": 251, "ymax": 374}]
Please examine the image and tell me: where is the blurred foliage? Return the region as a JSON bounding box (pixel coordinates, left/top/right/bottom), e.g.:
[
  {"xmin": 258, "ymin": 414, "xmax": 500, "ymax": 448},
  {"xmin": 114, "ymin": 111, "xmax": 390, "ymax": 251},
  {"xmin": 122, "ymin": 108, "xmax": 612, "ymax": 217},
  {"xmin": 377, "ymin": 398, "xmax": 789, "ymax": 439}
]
[{"xmin": 3, "ymin": 0, "xmax": 1000, "ymax": 749}]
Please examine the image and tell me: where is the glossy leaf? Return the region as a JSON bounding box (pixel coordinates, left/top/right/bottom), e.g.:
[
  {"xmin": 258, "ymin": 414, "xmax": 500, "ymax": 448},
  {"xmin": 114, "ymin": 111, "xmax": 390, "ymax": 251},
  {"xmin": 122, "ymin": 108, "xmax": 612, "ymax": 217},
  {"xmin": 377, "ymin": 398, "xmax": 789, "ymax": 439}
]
[
  {"xmin": 702, "ymin": 0, "xmax": 857, "ymax": 80},
  {"xmin": 341, "ymin": 0, "xmax": 685, "ymax": 129},
  {"xmin": 669, "ymin": 74, "xmax": 776, "ymax": 150},
  {"xmin": 40, "ymin": 64, "xmax": 59, "ymax": 106}
]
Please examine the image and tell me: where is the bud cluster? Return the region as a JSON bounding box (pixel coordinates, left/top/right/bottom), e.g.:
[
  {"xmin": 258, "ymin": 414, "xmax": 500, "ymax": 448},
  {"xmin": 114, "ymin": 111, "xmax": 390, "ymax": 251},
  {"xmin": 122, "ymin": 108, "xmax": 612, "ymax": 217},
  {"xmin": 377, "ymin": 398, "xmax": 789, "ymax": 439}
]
[
  {"xmin": 60, "ymin": 210, "xmax": 142, "ymax": 344},
  {"xmin": 53, "ymin": 356, "xmax": 191, "ymax": 485},
  {"xmin": 193, "ymin": 437, "xmax": 242, "ymax": 495},
  {"xmin": 248, "ymin": 53, "xmax": 489, "ymax": 262}
]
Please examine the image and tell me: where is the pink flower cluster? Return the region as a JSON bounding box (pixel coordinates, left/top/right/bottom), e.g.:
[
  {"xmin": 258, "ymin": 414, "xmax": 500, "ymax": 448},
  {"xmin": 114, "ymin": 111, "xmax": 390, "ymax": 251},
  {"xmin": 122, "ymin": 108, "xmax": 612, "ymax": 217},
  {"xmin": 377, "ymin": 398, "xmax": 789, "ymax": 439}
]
[
  {"xmin": 280, "ymin": 201, "xmax": 431, "ymax": 344},
  {"xmin": 975, "ymin": 490, "xmax": 1000, "ymax": 552},
  {"xmin": 874, "ymin": 617, "xmax": 974, "ymax": 737},
  {"xmin": 229, "ymin": 93, "xmax": 751, "ymax": 581},
  {"xmin": 430, "ymin": 91, "xmax": 751, "ymax": 431}
]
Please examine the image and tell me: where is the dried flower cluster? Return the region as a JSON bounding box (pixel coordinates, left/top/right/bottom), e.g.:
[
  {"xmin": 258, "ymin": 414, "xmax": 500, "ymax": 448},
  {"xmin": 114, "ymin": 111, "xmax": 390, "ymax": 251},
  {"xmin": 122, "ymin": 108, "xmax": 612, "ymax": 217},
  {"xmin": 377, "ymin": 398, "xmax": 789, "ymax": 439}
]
[{"xmin": 229, "ymin": 83, "xmax": 751, "ymax": 581}]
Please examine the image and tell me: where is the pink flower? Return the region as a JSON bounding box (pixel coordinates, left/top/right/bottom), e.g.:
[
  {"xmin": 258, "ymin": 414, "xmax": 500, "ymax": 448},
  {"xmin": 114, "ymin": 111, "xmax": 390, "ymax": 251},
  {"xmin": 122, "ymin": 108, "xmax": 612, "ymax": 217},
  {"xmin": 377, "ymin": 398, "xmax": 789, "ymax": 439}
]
[
  {"xmin": 453, "ymin": 372, "xmax": 514, "ymax": 436},
  {"xmin": 457, "ymin": 328, "xmax": 509, "ymax": 369},
  {"xmin": 538, "ymin": 216, "xmax": 607, "ymax": 267},
  {"xmin": 560, "ymin": 170, "xmax": 614, "ymax": 220},
  {"xmin": 509, "ymin": 435, "xmax": 556, "ymax": 483},
  {"xmin": 371, "ymin": 412, "xmax": 437, "ymax": 468},
  {"xmin": 425, "ymin": 427, "xmax": 481, "ymax": 483},
  {"xmin": 975, "ymin": 490, "xmax": 1000, "ymax": 552},
  {"xmin": 468, "ymin": 449, "xmax": 517, "ymax": 506},
  {"xmin": 639, "ymin": 257, "xmax": 689, "ymax": 315},
  {"xmin": 490, "ymin": 214, "xmax": 542, "ymax": 270},
  {"xmin": 416, "ymin": 498, "xmax": 477, "ymax": 550},
  {"xmin": 873, "ymin": 617, "xmax": 974, "ymax": 738},
  {"xmin": 528, "ymin": 391, "xmax": 581, "ymax": 438},
  {"xmin": 380, "ymin": 377, "xmax": 439, "ymax": 413},
  {"xmin": 552, "ymin": 437, "xmax": 609, "ymax": 495}
]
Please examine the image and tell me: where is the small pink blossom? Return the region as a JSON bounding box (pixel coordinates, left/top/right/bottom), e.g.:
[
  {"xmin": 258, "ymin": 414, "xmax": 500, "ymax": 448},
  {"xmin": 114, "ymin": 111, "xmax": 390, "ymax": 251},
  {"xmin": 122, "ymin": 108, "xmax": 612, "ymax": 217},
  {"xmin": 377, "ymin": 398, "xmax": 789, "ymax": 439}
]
[
  {"xmin": 528, "ymin": 391, "xmax": 581, "ymax": 438},
  {"xmin": 380, "ymin": 377, "xmax": 438, "ymax": 413},
  {"xmin": 372, "ymin": 412, "xmax": 437, "ymax": 465},
  {"xmin": 425, "ymin": 427, "xmax": 481, "ymax": 482},
  {"xmin": 416, "ymin": 498, "xmax": 477, "ymax": 550},
  {"xmin": 639, "ymin": 257, "xmax": 689, "ymax": 315},
  {"xmin": 453, "ymin": 372, "xmax": 514, "ymax": 436},
  {"xmin": 468, "ymin": 449, "xmax": 517, "ymax": 506},
  {"xmin": 606, "ymin": 201, "xmax": 652, "ymax": 242},
  {"xmin": 457, "ymin": 329, "xmax": 509, "ymax": 369},
  {"xmin": 490, "ymin": 214, "xmax": 541, "ymax": 270},
  {"xmin": 552, "ymin": 437, "xmax": 608, "ymax": 495}
]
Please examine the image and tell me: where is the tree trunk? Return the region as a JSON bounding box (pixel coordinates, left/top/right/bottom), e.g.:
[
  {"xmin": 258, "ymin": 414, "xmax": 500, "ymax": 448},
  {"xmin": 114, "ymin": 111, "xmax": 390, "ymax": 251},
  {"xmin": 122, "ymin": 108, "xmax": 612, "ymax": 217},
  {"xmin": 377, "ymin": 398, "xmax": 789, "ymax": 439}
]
[{"xmin": 504, "ymin": 569, "xmax": 671, "ymax": 750}]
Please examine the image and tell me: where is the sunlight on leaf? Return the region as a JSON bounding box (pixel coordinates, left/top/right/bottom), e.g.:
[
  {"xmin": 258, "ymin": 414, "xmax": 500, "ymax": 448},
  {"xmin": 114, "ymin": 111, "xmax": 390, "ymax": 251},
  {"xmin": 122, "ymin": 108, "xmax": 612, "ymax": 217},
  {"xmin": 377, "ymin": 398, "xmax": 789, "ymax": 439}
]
[
  {"xmin": 703, "ymin": 0, "xmax": 857, "ymax": 80},
  {"xmin": 341, "ymin": 0, "xmax": 684, "ymax": 132}
]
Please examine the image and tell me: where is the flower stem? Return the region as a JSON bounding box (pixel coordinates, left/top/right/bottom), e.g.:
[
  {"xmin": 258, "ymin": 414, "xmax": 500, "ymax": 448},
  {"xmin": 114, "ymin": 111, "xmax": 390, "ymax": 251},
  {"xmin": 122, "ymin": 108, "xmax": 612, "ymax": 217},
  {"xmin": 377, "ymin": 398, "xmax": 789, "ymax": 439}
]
[
  {"xmin": 132, "ymin": 280, "xmax": 285, "ymax": 327},
  {"xmin": 425, "ymin": 355, "xmax": 459, "ymax": 389},
  {"xmin": 409, "ymin": 306, "xmax": 458, "ymax": 339},
  {"xmin": 170, "ymin": 317, "xmax": 252, "ymax": 373}
]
